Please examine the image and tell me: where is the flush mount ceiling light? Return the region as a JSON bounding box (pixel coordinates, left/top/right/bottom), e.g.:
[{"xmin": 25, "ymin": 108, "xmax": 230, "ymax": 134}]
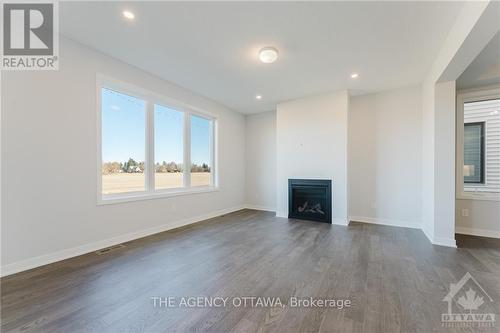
[
  {"xmin": 259, "ymin": 47, "xmax": 279, "ymax": 64},
  {"xmin": 351, "ymin": 73, "xmax": 359, "ymax": 79},
  {"xmin": 122, "ymin": 10, "xmax": 135, "ymax": 20},
  {"xmin": 256, "ymin": 95, "xmax": 263, "ymax": 100}
]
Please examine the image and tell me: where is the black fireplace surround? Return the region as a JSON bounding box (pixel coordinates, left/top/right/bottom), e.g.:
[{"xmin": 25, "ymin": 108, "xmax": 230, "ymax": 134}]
[{"xmin": 288, "ymin": 179, "xmax": 332, "ymax": 223}]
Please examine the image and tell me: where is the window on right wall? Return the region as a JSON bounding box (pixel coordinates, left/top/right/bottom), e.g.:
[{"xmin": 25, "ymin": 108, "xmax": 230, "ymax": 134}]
[
  {"xmin": 463, "ymin": 121, "xmax": 484, "ymax": 184},
  {"xmin": 461, "ymin": 97, "xmax": 500, "ymax": 197}
]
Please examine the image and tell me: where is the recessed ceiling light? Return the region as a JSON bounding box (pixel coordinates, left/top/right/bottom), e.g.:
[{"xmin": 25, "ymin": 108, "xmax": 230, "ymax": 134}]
[
  {"xmin": 123, "ymin": 10, "xmax": 135, "ymax": 20},
  {"xmin": 256, "ymin": 95, "xmax": 263, "ymax": 100},
  {"xmin": 259, "ymin": 47, "xmax": 279, "ymax": 64},
  {"xmin": 351, "ymin": 73, "xmax": 359, "ymax": 79}
]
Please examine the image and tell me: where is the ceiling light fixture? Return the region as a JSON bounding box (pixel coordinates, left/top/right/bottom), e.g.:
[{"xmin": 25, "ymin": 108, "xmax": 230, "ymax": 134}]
[
  {"xmin": 351, "ymin": 73, "xmax": 359, "ymax": 79},
  {"xmin": 256, "ymin": 95, "xmax": 263, "ymax": 100},
  {"xmin": 259, "ymin": 47, "xmax": 279, "ymax": 64},
  {"xmin": 123, "ymin": 10, "xmax": 135, "ymax": 20}
]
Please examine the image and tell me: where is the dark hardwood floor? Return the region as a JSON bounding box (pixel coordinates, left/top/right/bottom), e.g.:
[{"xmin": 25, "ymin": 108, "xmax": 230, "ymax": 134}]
[{"xmin": 1, "ymin": 209, "xmax": 499, "ymax": 333}]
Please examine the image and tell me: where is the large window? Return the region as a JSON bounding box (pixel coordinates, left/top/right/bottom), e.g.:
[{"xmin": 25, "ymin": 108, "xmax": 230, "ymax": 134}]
[
  {"xmin": 458, "ymin": 91, "xmax": 500, "ymax": 200},
  {"xmin": 190, "ymin": 115, "xmax": 213, "ymax": 187},
  {"xmin": 154, "ymin": 105, "xmax": 184, "ymax": 190},
  {"xmin": 101, "ymin": 88, "xmax": 146, "ymax": 195},
  {"xmin": 98, "ymin": 76, "xmax": 217, "ymax": 203}
]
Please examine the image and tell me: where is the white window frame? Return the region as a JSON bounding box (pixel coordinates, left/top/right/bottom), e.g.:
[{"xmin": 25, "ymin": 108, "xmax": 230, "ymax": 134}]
[
  {"xmin": 456, "ymin": 85, "xmax": 500, "ymax": 202},
  {"xmin": 97, "ymin": 74, "xmax": 218, "ymax": 205}
]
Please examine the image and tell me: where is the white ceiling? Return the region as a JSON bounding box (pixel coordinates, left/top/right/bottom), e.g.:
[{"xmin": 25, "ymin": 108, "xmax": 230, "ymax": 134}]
[
  {"xmin": 60, "ymin": 1, "xmax": 464, "ymax": 114},
  {"xmin": 457, "ymin": 31, "xmax": 500, "ymax": 90}
]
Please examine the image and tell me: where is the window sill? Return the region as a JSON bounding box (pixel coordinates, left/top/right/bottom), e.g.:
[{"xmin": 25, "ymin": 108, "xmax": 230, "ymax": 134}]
[
  {"xmin": 98, "ymin": 186, "xmax": 219, "ymax": 205},
  {"xmin": 457, "ymin": 192, "xmax": 500, "ymax": 202}
]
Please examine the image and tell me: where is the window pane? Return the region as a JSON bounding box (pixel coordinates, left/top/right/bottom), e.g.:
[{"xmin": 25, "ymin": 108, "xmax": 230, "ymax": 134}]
[
  {"xmin": 101, "ymin": 88, "xmax": 146, "ymax": 194},
  {"xmin": 190, "ymin": 115, "xmax": 212, "ymax": 187},
  {"xmin": 463, "ymin": 123, "xmax": 483, "ymax": 183},
  {"xmin": 154, "ymin": 105, "xmax": 184, "ymax": 189},
  {"xmin": 463, "ymin": 98, "xmax": 500, "ymax": 193}
]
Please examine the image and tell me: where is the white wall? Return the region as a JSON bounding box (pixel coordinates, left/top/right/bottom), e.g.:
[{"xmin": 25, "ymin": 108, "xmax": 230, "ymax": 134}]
[
  {"xmin": 421, "ymin": 80, "xmax": 457, "ymax": 247},
  {"xmin": 1, "ymin": 38, "xmax": 246, "ymax": 275},
  {"xmin": 276, "ymin": 91, "xmax": 349, "ymax": 224},
  {"xmin": 433, "ymin": 81, "xmax": 457, "ymax": 244},
  {"xmin": 245, "ymin": 111, "xmax": 276, "ymax": 211},
  {"xmin": 349, "ymin": 86, "xmax": 422, "ymax": 228},
  {"xmin": 421, "ymin": 82, "xmax": 436, "ymax": 240},
  {"xmin": 456, "ymin": 199, "xmax": 500, "ymax": 238},
  {"xmin": 420, "ymin": 1, "xmax": 497, "ymax": 247}
]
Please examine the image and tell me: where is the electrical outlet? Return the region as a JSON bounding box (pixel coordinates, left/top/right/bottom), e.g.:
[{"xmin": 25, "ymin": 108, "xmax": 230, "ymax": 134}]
[{"xmin": 461, "ymin": 209, "xmax": 469, "ymax": 217}]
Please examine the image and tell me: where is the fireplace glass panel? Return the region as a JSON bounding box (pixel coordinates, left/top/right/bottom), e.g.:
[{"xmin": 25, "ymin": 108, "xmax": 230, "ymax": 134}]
[
  {"xmin": 288, "ymin": 179, "xmax": 332, "ymax": 223},
  {"xmin": 291, "ymin": 187, "xmax": 327, "ymax": 216}
]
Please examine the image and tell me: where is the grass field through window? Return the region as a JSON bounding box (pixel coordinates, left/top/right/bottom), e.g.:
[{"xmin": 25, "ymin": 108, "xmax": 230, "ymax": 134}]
[{"xmin": 102, "ymin": 172, "xmax": 211, "ymax": 194}]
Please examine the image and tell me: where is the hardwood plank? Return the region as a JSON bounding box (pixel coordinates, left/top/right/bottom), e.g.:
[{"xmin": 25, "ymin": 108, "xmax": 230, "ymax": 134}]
[{"xmin": 1, "ymin": 210, "xmax": 499, "ymax": 333}]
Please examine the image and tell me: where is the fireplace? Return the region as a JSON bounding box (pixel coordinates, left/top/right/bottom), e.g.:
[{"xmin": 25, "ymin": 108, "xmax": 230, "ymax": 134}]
[{"xmin": 288, "ymin": 179, "xmax": 332, "ymax": 223}]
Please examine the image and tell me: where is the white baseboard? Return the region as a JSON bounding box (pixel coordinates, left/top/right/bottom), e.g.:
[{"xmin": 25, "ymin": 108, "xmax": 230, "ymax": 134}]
[
  {"xmin": 349, "ymin": 216, "xmax": 421, "ymax": 229},
  {"xmin": 422, "ymin": 225, "xmax": 434, "ymax": 244},
  {"xmin": 456, "ymin": 226, "xmax": 500, "ymax": 239},
  {"xmin": 0, "ymin": 205, "xmax": 245, "ymax": 277},
  {"xmin": 244, "ymin": 204, "xmax": 276, "ymax": 212},
  {"xmin": 332, "ymin": 217, "xmax": 349, "ymax": 226},
  {"xmin": 7, "ymin": 205, "xmax": 471, "ymax": 277},
  {"xmin": 421, "ymin": 225, "xmax": 457, "ymax": 248},
  {"xmin": 351, "ymin": 216, "xmax": 457, "ymax": 248},
  {"xmin": 276, "ymin": 211, "xmax": 287, "ymax": 218},
  {"xmin": 431, "ymin": 236, "xmax": 457, "ymax": 248}
]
